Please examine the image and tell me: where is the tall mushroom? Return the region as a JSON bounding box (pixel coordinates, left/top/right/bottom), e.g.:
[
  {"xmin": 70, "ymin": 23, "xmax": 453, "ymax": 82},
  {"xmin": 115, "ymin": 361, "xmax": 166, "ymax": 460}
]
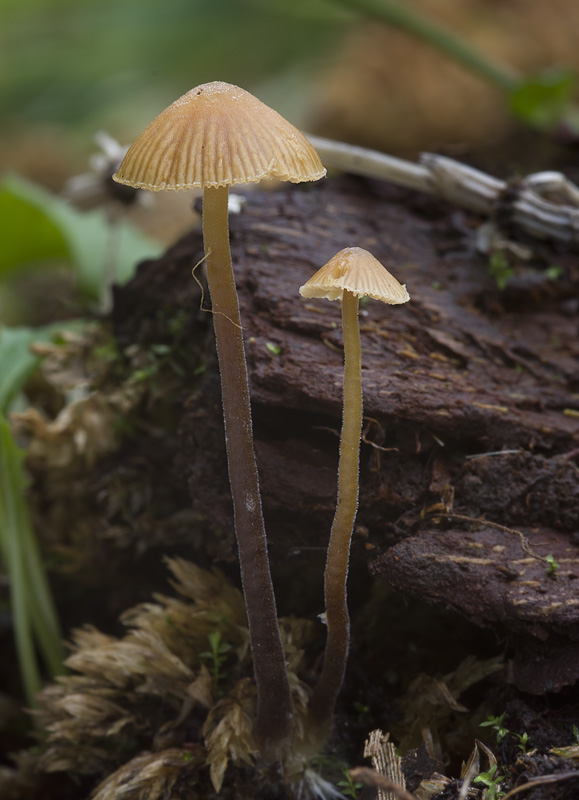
[
  {"xmin": 299, "ymin": 247, "xmax": 410, "ymax": 737},
  {"xmin": 113, "ymin": 82, "xmax": 325, "ymax": 755}
]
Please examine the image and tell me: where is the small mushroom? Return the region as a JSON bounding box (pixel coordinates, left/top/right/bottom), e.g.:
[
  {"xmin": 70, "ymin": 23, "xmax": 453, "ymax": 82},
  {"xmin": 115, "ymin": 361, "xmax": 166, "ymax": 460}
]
[
  {"xmin": 113, "ymin": 82, "xmax": 325, "ymax": 755},
  {"xmin": 299, "ymin": 246, "xmax": 410, "ymax": 736}
]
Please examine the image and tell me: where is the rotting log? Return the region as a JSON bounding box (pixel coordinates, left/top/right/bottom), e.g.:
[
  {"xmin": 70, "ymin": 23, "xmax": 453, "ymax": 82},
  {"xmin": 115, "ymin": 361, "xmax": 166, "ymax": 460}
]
[
  {"xmin": 371, "ymin": 525, "xmax": 579, "ymax": 694},
  {"xmin": 113, "ymin": 174, "xmax": 579, "ymax": 661}
]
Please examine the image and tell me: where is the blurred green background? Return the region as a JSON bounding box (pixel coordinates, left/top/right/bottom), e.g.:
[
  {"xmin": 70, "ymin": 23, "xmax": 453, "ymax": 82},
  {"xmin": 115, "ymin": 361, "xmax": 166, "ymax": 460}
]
[
  {"xmin": 1, "ymin": 0, "xmax": 348, "ymax": 184},
  {"xmin": 0, "ymin": 0, "xmax": 353, "ymax": 325},
  {"xmin": 4, "ymin": 0, "xmax": 579, "ymax": 190},
  {"xmin": 2, "ymin": 0, "xmax": 579, "ymax": 320}
]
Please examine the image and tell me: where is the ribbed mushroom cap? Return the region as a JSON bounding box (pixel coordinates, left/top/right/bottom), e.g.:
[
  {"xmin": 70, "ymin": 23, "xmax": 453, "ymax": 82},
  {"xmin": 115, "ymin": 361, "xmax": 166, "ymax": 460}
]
[
  {"xmin": 113, "ymin": 81, "xmax": 326, "ymax": 191},
  {"xmin": 299, "ymin": 247, "xmax": 410, "ymax": 304}
]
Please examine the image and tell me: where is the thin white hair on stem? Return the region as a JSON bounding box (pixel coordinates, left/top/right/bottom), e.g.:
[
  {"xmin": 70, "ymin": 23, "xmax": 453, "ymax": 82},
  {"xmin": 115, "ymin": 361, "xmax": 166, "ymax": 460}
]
[{"xmin": 191, "ymin": 248, "xmax": 243, "ymax": 330}]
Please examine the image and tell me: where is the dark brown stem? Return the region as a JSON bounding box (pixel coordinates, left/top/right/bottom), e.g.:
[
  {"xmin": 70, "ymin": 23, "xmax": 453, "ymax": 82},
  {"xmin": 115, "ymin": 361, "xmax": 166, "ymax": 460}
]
[
  {"xmin": 309, "ymin": 289, "xmax": 362, "ymax": 736},
  {"xmin": 202, "ymin": 185, "xmax": 292, "ymax": 755}
]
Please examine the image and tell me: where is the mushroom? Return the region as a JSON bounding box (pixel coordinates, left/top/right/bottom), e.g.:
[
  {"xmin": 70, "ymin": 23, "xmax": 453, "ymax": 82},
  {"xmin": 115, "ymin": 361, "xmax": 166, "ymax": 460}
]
[
  {"xmin": 113, "ymin": 81, "xmax": 325, "ymax": 754},
  {"xmin": 299, "ymin": 247, "xmax": 410, "ymax": 736}
]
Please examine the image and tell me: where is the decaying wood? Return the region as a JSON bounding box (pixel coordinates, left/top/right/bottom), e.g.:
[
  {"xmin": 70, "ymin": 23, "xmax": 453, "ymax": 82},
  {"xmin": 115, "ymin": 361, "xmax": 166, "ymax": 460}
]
[
  {"xmin": 113, "ymin": 174, "xmax": 579, "ymax": 682},
  {"xmin": 371, "ymin": 524, "xmax": 579, "ymax": 694},
  {"xmin": 363, "ymin": 730, "xmax": 407, "ymax": 800}
]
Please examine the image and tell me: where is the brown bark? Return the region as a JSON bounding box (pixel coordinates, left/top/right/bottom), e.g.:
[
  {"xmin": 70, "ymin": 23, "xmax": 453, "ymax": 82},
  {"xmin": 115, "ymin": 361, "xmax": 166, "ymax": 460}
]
[{"xmin": 113, "ymin": 173, "xmax": 579, "ymax": 690}]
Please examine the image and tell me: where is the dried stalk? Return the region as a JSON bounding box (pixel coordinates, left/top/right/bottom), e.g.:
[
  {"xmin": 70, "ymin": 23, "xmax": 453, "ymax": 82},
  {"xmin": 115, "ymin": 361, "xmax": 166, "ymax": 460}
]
[{"xmin": 308, "ymin": 135, "xmax": 579, "ymax": 246}]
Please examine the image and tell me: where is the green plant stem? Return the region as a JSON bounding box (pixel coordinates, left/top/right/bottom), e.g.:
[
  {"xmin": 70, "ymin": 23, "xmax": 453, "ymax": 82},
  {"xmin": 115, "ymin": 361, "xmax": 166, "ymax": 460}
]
[
  {"xmin": 0, "ymin": 417, "xmax": 42, "ymax": 705},
  {"xmin": 335, "ymin": 0, "xmax": 519, "ymax": 92},
  {"xmin": 202, "ymin": 185, "xmax": 292, "ymax": 755},
  {"xmin": 21, "ymin": 508, "xmax": 65, "ymax": 677},
  {"xmin": 310, "ymin": 290, "xmax": 362, "ymax": 735}
]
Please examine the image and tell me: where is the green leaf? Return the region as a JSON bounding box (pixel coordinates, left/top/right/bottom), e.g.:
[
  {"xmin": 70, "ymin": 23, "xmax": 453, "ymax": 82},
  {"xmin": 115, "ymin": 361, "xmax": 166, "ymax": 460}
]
[
  {"xmin": 545, "ymin": 265, "xmax": 563, "ymax": 282},
  {"xmin": 0, "ymin": 180, "xmax": 69, "ymax": 276},
  {"xmin": 0, "ymin": 174, "xmax": 162, "ymax": 299},
  {"xmin": 489, "ymin": 251, "xmax": 514, "ymax": 291},
  {"xmin": 509, "ymin": 68, "xmax": 576, "ymax": 129},
  {"xmin": 545, "ymin": 553, "xmax": 560, "ymax": 575}
]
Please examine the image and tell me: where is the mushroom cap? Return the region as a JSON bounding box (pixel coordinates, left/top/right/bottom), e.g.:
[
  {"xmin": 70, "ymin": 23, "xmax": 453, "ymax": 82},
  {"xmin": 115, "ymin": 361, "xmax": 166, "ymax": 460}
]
[
  {"xmin": 299, "ymin": 247, "xmax": 410, "ymax": 304},
  {"xmin": 113, "ymin": 81, "xmax": 326, "ymax": 191}
]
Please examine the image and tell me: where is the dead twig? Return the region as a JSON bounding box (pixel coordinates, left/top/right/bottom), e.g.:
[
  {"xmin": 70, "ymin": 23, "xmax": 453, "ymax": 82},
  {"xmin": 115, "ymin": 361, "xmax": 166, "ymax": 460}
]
[
  {"xmin": 501, "ymin": 771, "xmax": 579, "ymax": 799},
  {"xmin": 308, "ymin": 135, "xmax": 579, "ymax": 248}
]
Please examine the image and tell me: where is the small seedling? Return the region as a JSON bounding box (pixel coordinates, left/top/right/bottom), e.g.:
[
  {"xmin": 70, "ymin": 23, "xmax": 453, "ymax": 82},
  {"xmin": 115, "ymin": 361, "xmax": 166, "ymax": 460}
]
[
  {"xmin": 337, "ymin": 768, "xmax": 363, "ymax": 799},
  {"xmin": 353, "ymin": 700, "xmax": 372, "ymax": 726},
  {"xmin": 489, "ymin": 250, "xmax": 515, "ymax": 290},
  {"xmin": 93, "ymin": 339, "xmax": 122, "ymax": 365},
  {"xmin": 545, "ymin": 265, "xmax": 563, "ymax": 281},
  {"xmin": 474, "ymin": 765, "xmax": 505, "ymax": 799},
  {"xmin": 481, "ymin": 712, "xmax": 510, "ymax": 744},
  {"xmin": 516, "ymin": 731, "xmax": 530, "ymax": 753},
  {"xmin": 199, "ymin": 630, "xmax": 232, "ymax": 686},
  {"xmin": 481, "ymin": 713, "xmax": 531, "ymax": 755},
  {"xmin": 265, "ymin": 342, "xmax": 282, "ymax": 356},
  {"xmin": 545, "ymin": 553, "xmax": 560, "ymax": 576},
  {"xmin": 130, "ymin": 339, "xmax": 188, "ymax": 385}
]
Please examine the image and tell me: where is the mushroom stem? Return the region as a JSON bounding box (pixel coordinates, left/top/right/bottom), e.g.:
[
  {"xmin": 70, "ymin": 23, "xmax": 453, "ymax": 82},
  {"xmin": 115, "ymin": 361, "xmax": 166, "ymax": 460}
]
[
  {"xmin": 202, "ymin": 185, "xmax": 293, "ymax": 753},
  {"xmin": 310, "ymin": 289, "xmax": 363, "ymax": 734}
]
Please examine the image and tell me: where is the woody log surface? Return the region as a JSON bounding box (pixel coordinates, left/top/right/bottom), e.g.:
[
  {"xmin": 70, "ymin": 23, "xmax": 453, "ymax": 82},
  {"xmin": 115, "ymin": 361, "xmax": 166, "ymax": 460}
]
[{"xmin": 113, "ymin": 174, "xmax": 579, "ymax": 688}]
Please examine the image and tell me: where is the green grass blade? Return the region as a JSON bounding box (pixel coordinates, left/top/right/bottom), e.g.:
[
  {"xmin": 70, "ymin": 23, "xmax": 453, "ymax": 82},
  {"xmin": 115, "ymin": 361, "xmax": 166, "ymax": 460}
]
[
  {"xmin": 0, "ymin": 413, "xmax": 65, "ymax": 704},
  {"xmin": 0, "ymin": 415, "xmax": 42, "ymax": 704}
]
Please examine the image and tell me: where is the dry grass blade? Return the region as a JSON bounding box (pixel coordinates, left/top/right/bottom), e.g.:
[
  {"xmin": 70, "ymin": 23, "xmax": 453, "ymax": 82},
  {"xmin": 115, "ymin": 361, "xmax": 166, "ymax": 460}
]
[
  {"xmin": 501, "ymin": 770, "xmax": 579, "ymax": 798},
  {"xmin": 349, "ymin": 767, "xmax": 416, "ymax": 800},
  {"xmin": 91, "ymin": 748, "xmax": 203, "ymax": 800}
]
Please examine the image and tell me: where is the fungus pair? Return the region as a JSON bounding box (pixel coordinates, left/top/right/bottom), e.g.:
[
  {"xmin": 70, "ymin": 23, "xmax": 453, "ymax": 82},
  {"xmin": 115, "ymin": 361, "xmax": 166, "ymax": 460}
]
[
  {"xmin": 113, "ymin": 82, "xmax": 410, "ymax": 759},
  {"xmin": 114, "ymin": 82, "xmax": 325, "ymax": 755},
  {"xmin": 300, "ymin": 248, "xmax": 409, "ymax": 735}
]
